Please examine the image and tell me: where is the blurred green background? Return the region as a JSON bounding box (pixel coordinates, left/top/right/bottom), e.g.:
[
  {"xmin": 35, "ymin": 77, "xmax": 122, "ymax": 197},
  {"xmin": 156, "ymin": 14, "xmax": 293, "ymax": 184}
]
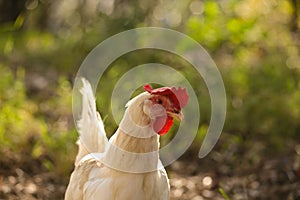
[{"xmin": 0, "ymin": 0, "xmax": 300, "ymax": 199}]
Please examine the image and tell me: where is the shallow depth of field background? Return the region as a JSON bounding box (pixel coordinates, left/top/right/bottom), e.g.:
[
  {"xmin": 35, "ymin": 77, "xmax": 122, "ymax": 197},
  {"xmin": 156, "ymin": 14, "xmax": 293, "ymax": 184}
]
[{"xmin": 0, "ymin": 0, "xmax": 300, "ymax": 199}]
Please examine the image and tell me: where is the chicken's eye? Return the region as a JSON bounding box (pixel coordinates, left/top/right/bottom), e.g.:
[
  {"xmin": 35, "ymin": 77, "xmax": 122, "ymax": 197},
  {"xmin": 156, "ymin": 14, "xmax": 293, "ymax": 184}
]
[
  {"xmin": 174, "ymin": 109, "xmax": 179, "ymax": 114},
  {"xmin": 157, "ymin": 99, "xmax": 163, "ymax": 104}
]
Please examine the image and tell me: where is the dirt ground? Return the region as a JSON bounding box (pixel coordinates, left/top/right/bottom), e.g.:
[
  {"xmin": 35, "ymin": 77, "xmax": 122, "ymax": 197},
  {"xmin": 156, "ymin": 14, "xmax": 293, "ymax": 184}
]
[{"xmin": 1, "ymin": 144, "xmax": 300, "ymax": 200}]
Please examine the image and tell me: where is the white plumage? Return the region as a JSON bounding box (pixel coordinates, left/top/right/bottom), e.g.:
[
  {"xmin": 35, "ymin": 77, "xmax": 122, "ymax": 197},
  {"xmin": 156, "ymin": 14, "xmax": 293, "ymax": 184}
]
[{"xmin": 65, "ymin": 79, "xmax": 170, "ymax": 200}]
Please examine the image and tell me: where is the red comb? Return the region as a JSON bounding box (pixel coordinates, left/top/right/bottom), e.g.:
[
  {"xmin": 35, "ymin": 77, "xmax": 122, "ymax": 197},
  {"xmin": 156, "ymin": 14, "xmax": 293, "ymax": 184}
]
[{"xmin": 143, "ymin": 84, "xmax": 189, "ymax": 110}]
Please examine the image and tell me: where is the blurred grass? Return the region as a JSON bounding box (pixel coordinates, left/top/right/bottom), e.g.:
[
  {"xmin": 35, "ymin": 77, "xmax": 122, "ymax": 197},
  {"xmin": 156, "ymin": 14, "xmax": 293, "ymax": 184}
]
[
  {"xmin": 0, "ymin": 64, "xmax": 77, "ymax": 176},
  {"xmin": 0, "ymin": 0, "xmax": 300, "ymax": 178}
]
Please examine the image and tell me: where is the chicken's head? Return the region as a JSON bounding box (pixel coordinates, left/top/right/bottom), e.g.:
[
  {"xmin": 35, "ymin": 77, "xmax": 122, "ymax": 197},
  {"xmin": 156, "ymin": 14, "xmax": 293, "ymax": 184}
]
[{"xmin": 143, "ymin": 84, "xmax": 189, "ymax": 135}]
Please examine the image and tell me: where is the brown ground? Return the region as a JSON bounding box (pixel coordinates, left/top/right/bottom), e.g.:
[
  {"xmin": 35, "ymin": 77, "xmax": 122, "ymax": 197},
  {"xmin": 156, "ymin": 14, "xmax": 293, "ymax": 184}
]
[{"xmin": 1, "ymin": 140, "xmax": 300, "ymax": 200}]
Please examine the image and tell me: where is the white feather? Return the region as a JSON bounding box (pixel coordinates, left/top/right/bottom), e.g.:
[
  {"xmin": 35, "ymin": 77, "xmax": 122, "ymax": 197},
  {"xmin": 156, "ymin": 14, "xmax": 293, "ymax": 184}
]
[
  {"xmin": 65, "ymin": 79, "xmax": 170, "ymax": 200},
  {"xmin": 75, "ymin": 78, "xmax": 107, "ymax": 166}
]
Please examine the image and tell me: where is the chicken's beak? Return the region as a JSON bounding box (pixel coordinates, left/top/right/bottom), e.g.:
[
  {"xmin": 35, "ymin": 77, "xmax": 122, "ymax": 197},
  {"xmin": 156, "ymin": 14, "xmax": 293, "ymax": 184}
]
[{"xmin": 167, "ymin": 111, "xmax": 184, "ymax": 122}]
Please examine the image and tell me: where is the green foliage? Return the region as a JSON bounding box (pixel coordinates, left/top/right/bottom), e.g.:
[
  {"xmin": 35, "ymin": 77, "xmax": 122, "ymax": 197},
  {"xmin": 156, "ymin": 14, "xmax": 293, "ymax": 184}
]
[
  {"xmin": 0, "ymin": 65, "xmax": 76, "ymax": 175},
  {"xmin": 185, "ymin": 0, "xmax": 300, "ymax": 148},
  {"xmin": 1, "ymin": 0, "xmax": 300, "ymax": 177},
  {"xmin": 219, "ymin": 187, "xmax": 231, "ymax": 200},
  {"xmin": 0, "ymin": 65, "xmax": 41, "ymax": 149}
]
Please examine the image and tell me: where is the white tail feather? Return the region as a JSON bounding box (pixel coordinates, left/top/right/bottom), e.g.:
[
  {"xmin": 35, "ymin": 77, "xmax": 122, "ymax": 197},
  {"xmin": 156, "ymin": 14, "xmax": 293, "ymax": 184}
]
[{"xmin": 75, "ymin": 78, "xmax": 107, "ymax": 166}]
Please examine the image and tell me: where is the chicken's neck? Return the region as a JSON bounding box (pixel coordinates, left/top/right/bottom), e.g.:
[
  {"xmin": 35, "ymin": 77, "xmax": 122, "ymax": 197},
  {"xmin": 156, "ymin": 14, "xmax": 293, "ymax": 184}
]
[
  {"xmin": 112, "ymin": 129, "xmax": 159, "ymax": 153},
  {"xmin": 113, "ymin": 99, "xmax": 159, "ymax": 152},
  {"xmin": 102, "ymin": 101, "xmax": 161, "ymax": 173}
]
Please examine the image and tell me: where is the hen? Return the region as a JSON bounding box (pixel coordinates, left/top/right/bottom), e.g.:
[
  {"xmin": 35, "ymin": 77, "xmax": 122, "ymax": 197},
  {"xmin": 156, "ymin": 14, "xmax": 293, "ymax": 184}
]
[{"xmin": 65, "ymin": 79, "xmax": 188, "ymax": 200}]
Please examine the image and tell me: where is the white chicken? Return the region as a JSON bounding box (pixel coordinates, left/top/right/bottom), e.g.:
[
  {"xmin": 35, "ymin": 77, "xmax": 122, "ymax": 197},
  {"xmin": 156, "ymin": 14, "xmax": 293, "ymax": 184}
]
[{"xmin": 65, "ymin": 79, "xmax": 189, "ymax": 200}]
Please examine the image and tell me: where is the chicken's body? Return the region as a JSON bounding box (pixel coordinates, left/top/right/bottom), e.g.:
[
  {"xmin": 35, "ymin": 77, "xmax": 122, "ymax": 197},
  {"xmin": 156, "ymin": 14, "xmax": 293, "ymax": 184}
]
[
  {"xmin": 65, "ymin": 129, "xmax": 169, "ymax": 200},
  {"xmin": 65, "ymin": 79, "xmax": 188, "ymax": 200}
]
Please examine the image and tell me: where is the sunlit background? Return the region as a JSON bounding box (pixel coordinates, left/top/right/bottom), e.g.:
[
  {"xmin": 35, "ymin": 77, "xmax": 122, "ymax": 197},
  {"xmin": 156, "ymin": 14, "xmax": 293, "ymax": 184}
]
[{"xmin": 0, "ymin": 0, "xmax": 300, "ymax": 199}]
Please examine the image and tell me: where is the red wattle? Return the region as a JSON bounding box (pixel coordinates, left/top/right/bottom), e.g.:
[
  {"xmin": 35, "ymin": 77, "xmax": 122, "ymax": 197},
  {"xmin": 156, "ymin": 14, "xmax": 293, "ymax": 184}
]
[{"xmin": 153, "ymin": 116, "xmax": 174, "ymax": 135}]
